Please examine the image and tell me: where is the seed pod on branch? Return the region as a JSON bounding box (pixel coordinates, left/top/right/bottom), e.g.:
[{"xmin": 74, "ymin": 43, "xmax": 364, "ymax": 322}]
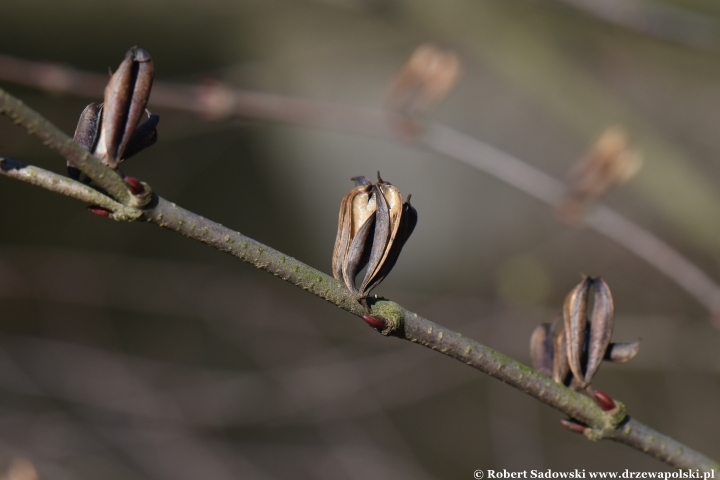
[
  {"xmin": 530, "ymin": 276, "xmax": 640, "ymax": 390},
  {"xmin": 100, "ymin": 46, "xmax": 155, "ymax": 168},
  {"xmin": 332, "ymin": 174, "xmax": 417, "ymax": 297},
  {"xmin": 68, "ymin": 47, "xmax": 159, "ymax": 184}
]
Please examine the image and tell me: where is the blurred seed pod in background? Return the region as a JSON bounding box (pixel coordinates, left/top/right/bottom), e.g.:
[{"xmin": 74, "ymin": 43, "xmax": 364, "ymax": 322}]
[
  {"xmin": 385, "ymin": 44, "xmax": 462, "ymax": 141},
  {"xmin": 558, "ymin": 127, "xmax": 642, "ymax": 224}
]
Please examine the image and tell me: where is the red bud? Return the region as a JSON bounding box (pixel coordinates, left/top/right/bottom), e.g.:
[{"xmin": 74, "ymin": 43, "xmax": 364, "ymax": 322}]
[
  {"xmin": 560, "ymin": 419, "xmax": 587, "ymax": 434},
  {"xmin": 86, "ymin": 205, "xmax": 111, "ymax": 217},
  {"xmin": 363, "ymin": 315, "xmax": 388, "ymax": 330},
  {"xmin": 593, "ymin": 390, "xmax": 617, "ymax": 412},
  {"xmin": 124, "ymin": 176, "xmax": 145, "ymax": 195}
]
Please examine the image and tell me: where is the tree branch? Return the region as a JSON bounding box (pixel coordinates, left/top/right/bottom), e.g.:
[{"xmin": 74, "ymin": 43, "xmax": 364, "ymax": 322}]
[
  {"xmin": 0, "ymin": 156, "xmax": 141, "ymax": 221},
  {"xmin": 0, "ymin": 88, "xmax": 132, "ymax": 205},
  {"xmin": 0, "ymin": 87, "xmax": 717, "ymax": 471}
]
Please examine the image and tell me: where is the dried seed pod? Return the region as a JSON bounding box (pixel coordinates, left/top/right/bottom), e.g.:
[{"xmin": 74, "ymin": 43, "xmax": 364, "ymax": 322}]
[
  {"xmin": 532, "ymin": 277, "xmax": 639, "ymax": 389},
  {"xmin": 558, "ymin": 127, "xmax": 642, "ymax": 224},
  {"xmin": 386, "ymin": 44, "xmax": 462, "ymax": 140},
  {"xmin": 530, "ymin": 322, "xmax": 553, "ymax": 377},
  {"xmin": 563, "ymin": 277, "xmax": 591, "ymax": 385},
  {"xmin": 100, "ymin": 46, "xmax": 155, "ymax": 168},
  {"xmin": 68, "ymin": 48, "xmax": 159, "ymax": 191},
  {"xmin": 332, "ymin": 174, "xmax": 416, "ymax": 297}
]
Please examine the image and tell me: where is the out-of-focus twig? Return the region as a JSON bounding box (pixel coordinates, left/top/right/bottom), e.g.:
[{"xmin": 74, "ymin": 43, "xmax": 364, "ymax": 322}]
[
  {"xmin": 0, "ymin": 86, "xmax": 717, "ymax": 470},
  {"xmin": 554, "ymin": 0, "xmax": 720, "ymax": 52}
]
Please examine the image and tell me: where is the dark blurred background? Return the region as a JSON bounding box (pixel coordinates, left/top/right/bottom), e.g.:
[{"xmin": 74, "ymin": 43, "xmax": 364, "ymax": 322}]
[{"xmin": 0, "ymin": 0, "xmax": 719, "ymax": 478}]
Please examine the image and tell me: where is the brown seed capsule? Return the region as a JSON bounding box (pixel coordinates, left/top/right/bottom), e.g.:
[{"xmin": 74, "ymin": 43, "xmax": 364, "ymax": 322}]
[
  {"xmin": 532, "ymin": 277, "xmax": 639, "ymax": 389},
  {"xmin": 100, "ymin": 46, "xmax": 155, "ymax": 168},
  {"xmin": 69, "ymin": 48, "xmax": 159, "ymax": 192},
  {"xmin": 332, "ymin": 174, "xmax": 417, "ymax": 297}
]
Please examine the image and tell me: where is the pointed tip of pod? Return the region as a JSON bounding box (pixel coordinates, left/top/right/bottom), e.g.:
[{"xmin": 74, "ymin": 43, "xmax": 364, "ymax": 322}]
[
  {"xmin": 133, "ymin": 47, "xmax": 152, "ymax": 63},
  {"xmin": 126, "ymin": 46, "xmax": 152, "ymax": 63},
  {"xmin": 559, "ymin": 418, "xmax": 587, "ymax": 434},
  {"xmin": 592, "ymin": 390, "xmax": 617, "ymax": 412},
  {"xmin": 363, "ymin": 315, "xmax": 388, "ymax": 331}
]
